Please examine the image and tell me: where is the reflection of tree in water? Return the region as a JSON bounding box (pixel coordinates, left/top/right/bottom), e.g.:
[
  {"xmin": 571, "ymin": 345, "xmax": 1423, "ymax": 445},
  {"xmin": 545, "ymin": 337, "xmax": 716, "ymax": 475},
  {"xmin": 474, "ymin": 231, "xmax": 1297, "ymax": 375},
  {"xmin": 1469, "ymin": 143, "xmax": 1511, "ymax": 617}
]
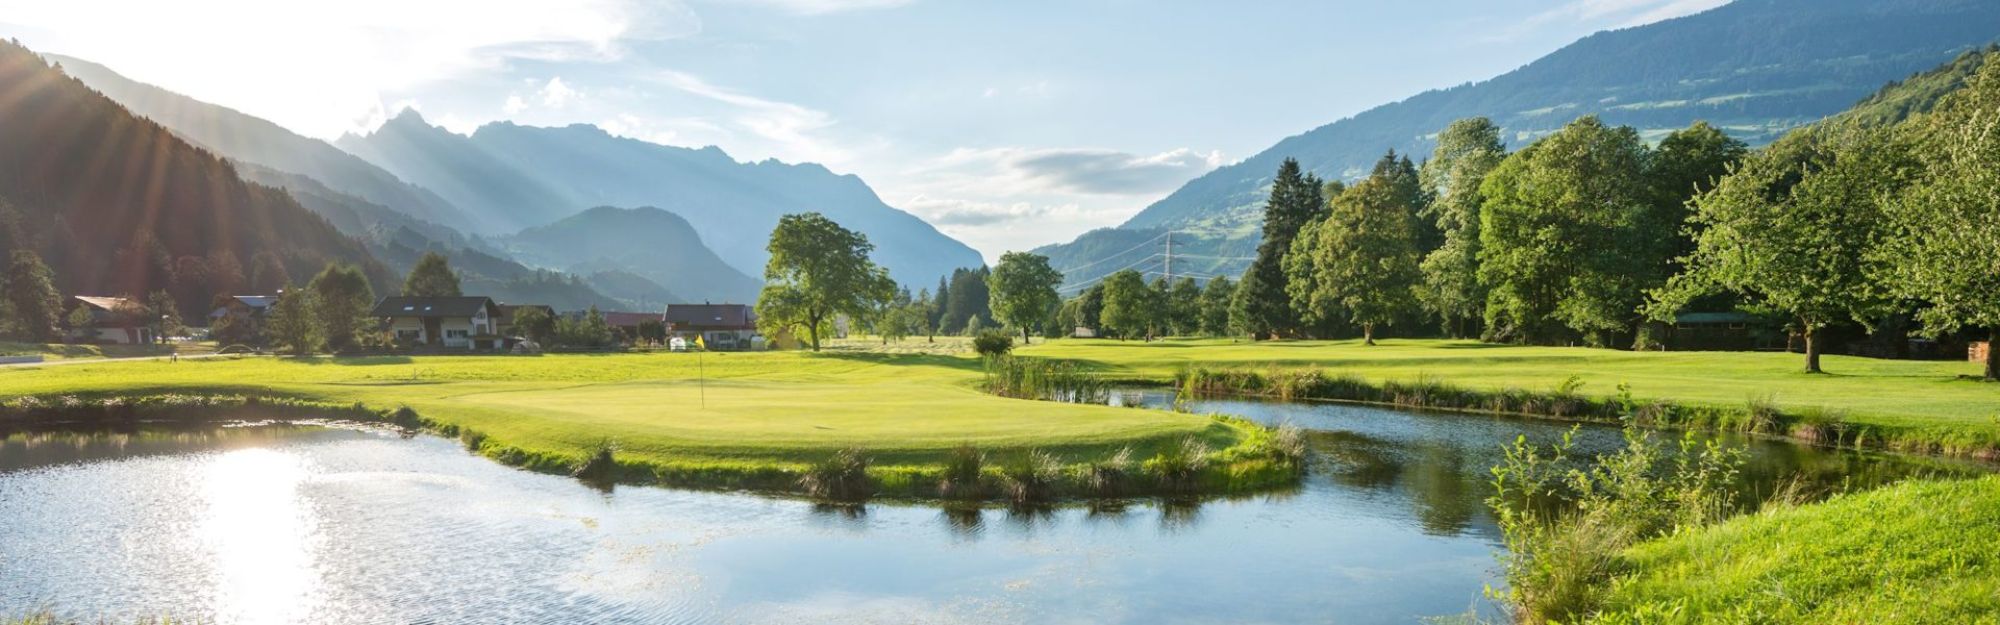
[
  {"xmin": 1005, "ymin": 504, "xmax": 1057, "ymax": 531},
  {"xmin": 1158, "ymin": 498, "xmax": 1202, "ymax": 533},
  {"xmin": 808, "ymin": 502, "xmax": 868, "ymax": 528},
  {"xmin": 1408, "ymin": 442, "xmax": 1481, "ymax": 536},
  {"xmin": 1317, "ymin": 430, "xmax": 1406, "ymax": 490},
  {"xmin": 941, "ymin": 505, "xmax": 984, "ymax": 539}
]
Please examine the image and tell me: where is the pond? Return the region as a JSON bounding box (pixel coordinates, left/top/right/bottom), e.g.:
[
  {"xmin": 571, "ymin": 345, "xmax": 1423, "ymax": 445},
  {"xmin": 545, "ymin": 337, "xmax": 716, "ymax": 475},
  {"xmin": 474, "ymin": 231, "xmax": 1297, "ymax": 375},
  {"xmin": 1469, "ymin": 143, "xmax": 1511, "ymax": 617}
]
[{"xmin": 0, "ymin": 395, "xmax": 1983, "ymax": 624}]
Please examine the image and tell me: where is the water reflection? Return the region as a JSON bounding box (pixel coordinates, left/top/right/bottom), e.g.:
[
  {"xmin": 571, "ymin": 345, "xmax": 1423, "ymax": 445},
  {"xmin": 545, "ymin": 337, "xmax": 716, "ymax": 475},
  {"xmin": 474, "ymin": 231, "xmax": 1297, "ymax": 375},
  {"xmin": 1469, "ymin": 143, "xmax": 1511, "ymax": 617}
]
[{"xmin": 0, "ymin": 400, "xmax": 1985, "ymax": 625}]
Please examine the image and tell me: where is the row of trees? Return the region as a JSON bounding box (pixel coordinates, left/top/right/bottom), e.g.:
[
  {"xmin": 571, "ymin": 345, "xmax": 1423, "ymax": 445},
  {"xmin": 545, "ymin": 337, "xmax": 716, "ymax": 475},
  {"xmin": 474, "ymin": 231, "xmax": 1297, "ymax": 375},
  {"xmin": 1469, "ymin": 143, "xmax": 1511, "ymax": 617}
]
[{"xmin": 1186, "ymin": 58, "xmax": 2000, "ymax": 378}]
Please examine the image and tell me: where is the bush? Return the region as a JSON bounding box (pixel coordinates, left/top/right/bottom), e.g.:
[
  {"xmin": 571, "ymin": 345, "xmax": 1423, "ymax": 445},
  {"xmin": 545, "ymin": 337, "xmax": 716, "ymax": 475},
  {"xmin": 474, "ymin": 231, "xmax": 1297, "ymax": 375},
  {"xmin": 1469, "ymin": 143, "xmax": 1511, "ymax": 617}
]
[
  {"xmin": 800, "ymin": 446, "xmax": 873, "ymax": 501},
  {"xmin": 972, "ymin": 331, "xmax": 1014, "ymax": 359},
  {"xmin": 939, "ymin": 443, "xmax": 986, "ymax": 499},
  {"xmin": 999, "ymin": 449, "xmax": 1063, "ymax": 504}
]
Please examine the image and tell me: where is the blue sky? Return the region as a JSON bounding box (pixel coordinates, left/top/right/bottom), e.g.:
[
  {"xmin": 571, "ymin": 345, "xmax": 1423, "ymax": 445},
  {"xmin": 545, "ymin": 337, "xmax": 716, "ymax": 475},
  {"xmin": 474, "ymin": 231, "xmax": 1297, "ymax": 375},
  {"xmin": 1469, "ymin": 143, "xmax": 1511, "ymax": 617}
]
[{"xmin": 0, "ymin": 0, "xmax": 1725, "ymax": 261}]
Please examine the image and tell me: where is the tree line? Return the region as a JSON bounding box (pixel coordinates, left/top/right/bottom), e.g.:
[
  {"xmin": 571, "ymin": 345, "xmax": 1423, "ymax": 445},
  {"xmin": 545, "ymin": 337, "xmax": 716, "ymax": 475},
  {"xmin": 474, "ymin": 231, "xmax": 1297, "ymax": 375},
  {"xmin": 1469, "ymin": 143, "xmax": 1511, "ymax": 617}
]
[{"xmin": 1046, "ymin": 57, "xmax": 2000, "ymax": 379}]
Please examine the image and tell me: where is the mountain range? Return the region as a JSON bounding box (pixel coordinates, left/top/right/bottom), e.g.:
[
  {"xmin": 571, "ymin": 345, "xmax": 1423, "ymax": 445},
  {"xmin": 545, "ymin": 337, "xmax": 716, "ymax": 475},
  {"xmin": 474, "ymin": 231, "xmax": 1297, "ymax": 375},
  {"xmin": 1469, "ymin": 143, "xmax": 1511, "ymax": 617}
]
[
  {"xmin": 0, "ymin": 40, "xmax": 390, "ymax": 315},
  {"xmin": 1037, "ymin": 0, "xmax": 2000, "ymax": 287},
  {"xmin": 50, "ymin": 49, "xmax": 986, "ymax": 309},
  {"xmin": 335, "ymin": 113, "xmax": 984, "ymax": 287}
]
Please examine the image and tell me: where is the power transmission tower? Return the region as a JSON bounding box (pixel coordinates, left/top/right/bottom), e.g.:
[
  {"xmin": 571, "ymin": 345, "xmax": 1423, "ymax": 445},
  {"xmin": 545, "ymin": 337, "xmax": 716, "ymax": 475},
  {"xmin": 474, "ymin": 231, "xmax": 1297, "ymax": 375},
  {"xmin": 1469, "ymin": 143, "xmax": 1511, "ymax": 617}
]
[{"xmin": 1164, "ymin": 230, "xmax": 1173, "ymax": 283}]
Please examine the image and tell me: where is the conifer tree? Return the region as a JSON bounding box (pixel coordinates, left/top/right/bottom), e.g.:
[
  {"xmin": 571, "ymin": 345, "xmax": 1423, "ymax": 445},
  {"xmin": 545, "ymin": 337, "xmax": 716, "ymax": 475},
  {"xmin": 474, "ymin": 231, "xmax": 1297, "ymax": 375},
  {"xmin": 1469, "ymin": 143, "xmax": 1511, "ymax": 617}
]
[{"xmin": 1234, "ymin": 158, "xmax": 1325, "ymax": 339}]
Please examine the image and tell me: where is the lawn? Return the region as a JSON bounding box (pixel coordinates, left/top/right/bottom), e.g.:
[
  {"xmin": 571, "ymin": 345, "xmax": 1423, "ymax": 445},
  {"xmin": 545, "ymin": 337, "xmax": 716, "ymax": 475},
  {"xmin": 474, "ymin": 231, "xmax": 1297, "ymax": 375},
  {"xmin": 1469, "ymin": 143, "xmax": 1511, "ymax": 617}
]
[
  {"xmin": 1589, "ymin": 474, "xmax": 2000, "ymax": 624},
  {"xmin": 0, "ymin": 340, "xmax": 216, "ymax": 361},
  {"xmin": 1021, "ymin": 338, "xmax": 1998, "ymax": 437},
  {"xmin": 0, "ymin": 350, "xmax": 1244, "ymax": 470}
]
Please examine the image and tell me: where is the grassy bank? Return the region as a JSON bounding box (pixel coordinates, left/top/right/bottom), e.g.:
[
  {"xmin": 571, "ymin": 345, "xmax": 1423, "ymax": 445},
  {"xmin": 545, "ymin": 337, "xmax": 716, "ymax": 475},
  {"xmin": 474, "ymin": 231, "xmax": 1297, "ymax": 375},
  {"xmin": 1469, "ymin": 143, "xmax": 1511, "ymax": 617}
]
[
  {"xmin": 0, "ymin": 340, "xmax": 216, "ymax": 361},
  {"xmin": 0, "ymin": 351, "xmax": 1295, "ymax": 500},
  {"xmin": 1022, "ymin": 338, "xmax": 2000, "ymax": 457},
  {"xmin": 1585, "ymin": 474, "xmax": 2000, "ymax": 624}
]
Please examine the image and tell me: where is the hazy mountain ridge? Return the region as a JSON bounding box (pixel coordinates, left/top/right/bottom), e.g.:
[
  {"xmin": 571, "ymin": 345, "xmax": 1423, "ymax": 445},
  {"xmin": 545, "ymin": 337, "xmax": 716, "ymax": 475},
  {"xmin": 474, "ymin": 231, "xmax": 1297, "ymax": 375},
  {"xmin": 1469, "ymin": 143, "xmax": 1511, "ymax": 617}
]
[
  {"xmin": 501, "ymin": 206, "xmax": 760, "ymax": 304},
  {"xmin": 338, "ymin": 115, "xmax": 986, "ymax": 286}
]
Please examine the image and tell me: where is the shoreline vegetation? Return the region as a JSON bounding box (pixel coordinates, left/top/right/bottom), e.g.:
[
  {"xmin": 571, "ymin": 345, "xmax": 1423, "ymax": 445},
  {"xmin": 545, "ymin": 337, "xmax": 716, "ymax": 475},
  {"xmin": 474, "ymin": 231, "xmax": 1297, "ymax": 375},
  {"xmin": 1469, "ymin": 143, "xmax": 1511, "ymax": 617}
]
[
  {"xmin": 0, "ymin": 350, "xmax": 1303, "ymax": 503},
  {"xmin": 1021, "ymin": 338, "xmax": 2000, "ymax": 461}
]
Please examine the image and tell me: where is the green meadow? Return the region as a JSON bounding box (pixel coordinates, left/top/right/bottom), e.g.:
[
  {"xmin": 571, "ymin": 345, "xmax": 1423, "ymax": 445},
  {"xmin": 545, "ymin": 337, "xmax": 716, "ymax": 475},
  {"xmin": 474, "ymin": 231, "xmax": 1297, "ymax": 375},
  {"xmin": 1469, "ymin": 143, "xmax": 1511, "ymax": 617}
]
[
  {"xmin": 1023, "ymin": 338, "xmax": 1999, "ymax": 441},
  {"xmin": 0, "ymin": 349, "xmax": 1249, "ymax": 478}
]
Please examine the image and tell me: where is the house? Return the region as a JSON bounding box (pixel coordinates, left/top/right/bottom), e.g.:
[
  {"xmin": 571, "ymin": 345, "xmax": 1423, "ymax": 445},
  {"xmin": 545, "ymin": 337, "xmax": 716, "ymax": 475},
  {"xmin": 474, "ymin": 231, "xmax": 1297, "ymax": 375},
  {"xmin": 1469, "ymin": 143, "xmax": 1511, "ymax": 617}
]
[
  {"xmin": 371, "ymin": 296, "xmax": 503, "ymax": 351},
  {"xmin": 69, "ymin": 295, "xmax": 151, "ymax": 345},
  {"xmin": 665, "ymin": 303, "xmax": 759, "ymax": 350},
  {"xmin": 208, "ymin": 295, "xmax": 279, "ymax": 324},
  {"xmin": 601, "ymin": 311, "xmax": 665, "ymax": 342}
]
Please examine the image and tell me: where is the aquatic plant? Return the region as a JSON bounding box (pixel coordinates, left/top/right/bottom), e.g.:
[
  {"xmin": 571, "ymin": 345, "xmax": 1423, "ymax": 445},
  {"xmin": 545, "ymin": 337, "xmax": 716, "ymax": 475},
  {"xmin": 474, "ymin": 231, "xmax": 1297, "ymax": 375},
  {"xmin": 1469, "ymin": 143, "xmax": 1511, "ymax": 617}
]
[
  {"xmin": 799, "ymin": 446, "xmax": 874, "ymax": 501},
  {"xmin": 938, "ymin": 443, "xmax": 986, "ymax": 499},
  {"xmin": 997, "ymin": 449, "xmax": 1063, "ymax": 504}
]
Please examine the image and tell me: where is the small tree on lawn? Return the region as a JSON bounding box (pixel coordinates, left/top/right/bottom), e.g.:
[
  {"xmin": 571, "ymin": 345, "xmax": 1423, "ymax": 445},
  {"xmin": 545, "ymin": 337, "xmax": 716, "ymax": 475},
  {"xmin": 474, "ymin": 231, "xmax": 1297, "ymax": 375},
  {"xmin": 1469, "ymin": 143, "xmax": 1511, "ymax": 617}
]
[
  {"xmin": 4, "ymin": 250, "xmax": 62, "ymax": 341},
  {"xmin": 988, "ymin": 251, "xmax": 1063, "ymax": 344},
  {"xmin": 402, "ymin": 252, "xmax": 462, "ymax": 297},
  {"xmin": 146, "ymin": 290, "xmax": 183, "ymax": 344},
  {"xmin": 308, "ymin": 263, "xmax": 375, "ymax": 353}
]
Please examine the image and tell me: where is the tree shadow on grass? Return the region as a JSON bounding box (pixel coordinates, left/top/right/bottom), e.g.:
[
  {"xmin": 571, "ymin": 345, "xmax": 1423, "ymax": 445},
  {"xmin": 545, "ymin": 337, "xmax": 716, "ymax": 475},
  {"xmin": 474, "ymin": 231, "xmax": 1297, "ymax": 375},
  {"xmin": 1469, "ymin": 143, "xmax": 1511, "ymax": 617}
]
[{"xmin": 808, "ymin": 350, "xmax": 988, "ymax": 374}]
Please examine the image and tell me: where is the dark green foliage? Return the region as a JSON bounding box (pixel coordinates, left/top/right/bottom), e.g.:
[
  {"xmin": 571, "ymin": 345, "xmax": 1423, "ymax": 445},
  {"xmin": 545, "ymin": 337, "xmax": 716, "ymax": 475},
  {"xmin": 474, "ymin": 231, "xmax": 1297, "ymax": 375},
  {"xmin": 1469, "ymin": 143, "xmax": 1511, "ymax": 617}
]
[
  {"xmin": 265, "ymin": 286, "xmax": 321, "ymax": 355},
  {"xmin": 308, "ymin": 263, "xmax": 376, "ymax": 352},
  {"xmin": 1197, "ymin": 276, "xmax": 1234, "ymax": 336},
  {"xmin": 1234, "ymin": 158, "xmax": 1325, "ymax": 339},
  {"xmin": 1293, "ymin": 157, "xmax": 1424, "ymax": 344},
  {"xmin": 938, "ymin": 444, "xmax": 986, "ymax": 499},
  {"xmin": 981, "ymin": 356, "xmax": 1109, "ymax": 404},
  {"xmin": 971, "ymin": 331, "xmax": 1014, "ymax": 359},
  {"xmin": 3, "ymin": 250, "xmax": 62, "ymax": 341},
  {"xmin": 1144, "ymin": 436, "xmax": 1212, "ymax": 493},
  {"xmin": 941, "ymin": 266, "xmax": 993, "ymax": 335},
  {"xmin": 1098, "ymin": 269, "xmax": 1157, "ymax": 340},
  {"xmin": 799, "ymin": 447, "xmax": 874, "ymax": 501},
  {"xmin": 999, "ymin": 450, "xmax": 1063, "ymax": 504},
  {"xmin": 988, "ymin": 252, "xmax": 1062, "ymax": 342},
  {"xmin": 1165, "ymin": 277, "xmax": 1201, "ymax": 336},
  {"xmin": 557, "ymin": 306, "xmax": 617, "ymax": 349},
  {"xmin": 401, "ymin": 251, "xmax": 462, "ymax": 297},
  {"xmin": 1418, "ymin": 118, "xmax": 1507, "ymax": 338},
  {"xmin": 756, "ymin": 212, "xmax": 894, "ymax": 351}
]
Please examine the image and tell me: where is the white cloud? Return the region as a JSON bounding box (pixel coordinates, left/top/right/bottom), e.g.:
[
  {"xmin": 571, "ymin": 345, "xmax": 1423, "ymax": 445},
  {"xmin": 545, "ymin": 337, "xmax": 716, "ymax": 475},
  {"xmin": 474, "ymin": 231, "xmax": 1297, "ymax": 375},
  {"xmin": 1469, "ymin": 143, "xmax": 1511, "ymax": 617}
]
[
  {"xmin": 502, "ymin": 95, "xmax": 529, "ymax": 115},
  {"xmin": 538, "ymin": 77, "xmax": 583, "ymax": 108},
  {"xmin": 724, "ymin": 0, "xmax": 914, "ymax": 15},
  {"xmin": 902, "ymin": 195, "xmax": 1074, "ymax": 227},
  {"xmin": 651, "ymin": 69, "xmax": 854, "ymax": 165},
  {"xmin": 926, "ymin": 146, "xmax": 1223, "ymax": 196},
  {"xmin": 0, "ymin": 0, "xmax": 700, "ymax": 138}
]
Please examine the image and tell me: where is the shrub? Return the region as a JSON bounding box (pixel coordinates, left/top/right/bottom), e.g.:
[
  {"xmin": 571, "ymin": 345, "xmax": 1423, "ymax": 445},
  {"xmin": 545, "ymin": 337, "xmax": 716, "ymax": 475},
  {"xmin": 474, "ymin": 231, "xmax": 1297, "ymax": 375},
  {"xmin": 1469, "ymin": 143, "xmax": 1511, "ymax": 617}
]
[
  {"xmin": 998, "ymin": 449, "xmax": 1063, "ymax": 504},
  {"xmin": 1144, "ymin": 436, "xmax": 1212, "ymax": 493},
  {"xmin": 938, "ymin": 443, "xmax": 986, "ymax": 499},
  {"xmin": 1084, "ymin": 447, "xmax": 1134, "ymax": 497},
  {"xmin": 800, "ymin": 446, "xmax": 873, "ymax": 501},
  {"xmin": 972, "ymin": 331, "xmax": 1014, "ymax": 359}
]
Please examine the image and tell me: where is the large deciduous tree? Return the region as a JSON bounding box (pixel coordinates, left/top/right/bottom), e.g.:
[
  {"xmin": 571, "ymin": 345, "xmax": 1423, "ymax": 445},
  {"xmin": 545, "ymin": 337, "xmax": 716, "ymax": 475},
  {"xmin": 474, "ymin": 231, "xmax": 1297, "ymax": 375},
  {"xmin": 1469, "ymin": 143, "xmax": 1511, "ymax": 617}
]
[
  {"xmin": 755, "ymin": 212, "xmax": 894, "ymax": 351},
  {"xmin": 988, "ymin": 252, "xmax": 1063, "ymax": 343},
  {"xmin": 1417, "ymin": 118, "xmax": 1506, "ymax": 338},
  {"xmin": 308, "ymin": 263, "xmax": 377, "ymax": 353},
  {"xmin": 1651, "ymin": 127, "xmax": 1910, "ymax": 373},
  {"xmin": 1884, "ymin": 62, "xmax": 2000, "ymax": 380},
  {"xmin": 1234, "ymin": 158, "xmax": 1325, "ymax": 339},
  {"xmin": 402, "ymin": 252, "xmax": 462, "ymax": 297},
  {"xmin": 1297, "ymin": 171, "xmax": 1424, "ymax": 345},
  {"xmin": 1478, "ymin": 116, "xmax": 1655, "ymax": 346},
  {"xmin": 1198, "ymin": 276, "xmax": 1235, "ymax": 337}
]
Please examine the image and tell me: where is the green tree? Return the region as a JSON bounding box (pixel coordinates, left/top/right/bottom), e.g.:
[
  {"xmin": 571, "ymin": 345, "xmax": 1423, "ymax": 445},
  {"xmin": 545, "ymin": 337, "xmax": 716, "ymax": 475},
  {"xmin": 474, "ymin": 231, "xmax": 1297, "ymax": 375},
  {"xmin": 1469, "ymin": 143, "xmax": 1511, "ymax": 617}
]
[
  {"xmin": 941, "ymin": 266, "xmax": 992, "ymax": 334},
  {"xmin": 1648, "ymin": 121, "xmax": 1749, "ymax": 267},
  {"xmin": 249, "ymin": 251, "xmax": 291, "ymax": 294},
  {"xmin": 3, "ymin": 250, "xmax": 63, "ymax": 341},
  {"xmin": 146, "ymin": 289, "xmax": 183, "ymax": 344},
  {"xmin": 1479, "ymin": 116, "xmax": 1655, "ymax": 345},
  {"xmin": 1417, "ymin": 118, "xmax": 1506, "ymax": 338},
  {"xmin": 1098, "ymin": 269, "xmax": 1156, "ymax": 340},
  {"xmin": 987, "ymin": 251, "xmax": 1064, "ymax": 344},
  {"xmin": 1167, "ymin": 277, "xmax": 1201, "ymax": 336},
  {"xmin": 308, "ymin": 263, "xmax": 376, "ymax": 352},
  {"xmin": 402, "ymin": 252, "xmax": 462, "ymax": 297},
  {"xmin": 1235, "ymin": 158, "xmax": 1325, "ymax": 339},
  {"xmin": 1651, "ymin": 128, "xmax": 1908, "ymax": 373},
  {"xmin": 1884, "ymin": 62, "xmax": 2000, "ymax": 379},
  {"xmin": 1298, "ymin": 173, "xmax": 1424, "ymax": 345},
  {"xmin": 558, "ymin": 306, "xmax": 617, "ymax": 348},
  {"xmin": 510, "ymin": 306, "xmax": 557, "ymax": 346},
  {"xmin": 755, "ymin": 212, "xmax": 894, "ymax": 351},
  {"xmin": 1071, "ymin": 284, "xmax": 1105, "ymax": 333},
  {"xmin": 66, "ymin": 304, "xmax": 94, "ymax": 340},
  {"xmin": 266, "ymin": 287, "xmax": 322, "ymax": 356},
  {"xmin": 1198, "ymin": 276, "xmax": 1234, "ymax": 336}
]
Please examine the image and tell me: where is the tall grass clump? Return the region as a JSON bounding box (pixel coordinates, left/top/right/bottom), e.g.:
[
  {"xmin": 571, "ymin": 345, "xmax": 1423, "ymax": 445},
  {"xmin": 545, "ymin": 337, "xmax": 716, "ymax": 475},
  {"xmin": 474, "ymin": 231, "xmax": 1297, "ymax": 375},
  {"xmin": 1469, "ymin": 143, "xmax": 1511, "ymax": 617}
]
[
  {"xmin": 1144, "ymin": 435, "xmax": 1212, "ymax": 493},
  {"xmin": 571, "ymin": 438, "xmax": 618, "ymax": 481},
  {"xmin": 998, "ymin": 449, "xmax": 1063, "ymax": 504},
  {"xmin": 1486, "ymin": 427, "xmax": 1746, "ymax": 623},
  {"xmin": 800, "ymin": 446, "xmax": 874, "ymax": 501},
  {"xmin": 1083, "ymin": 446, "xmax": 1134, "ymax": 497},
  {"xmin": 938, "ymin": 443, "xmax": 986, "ymax": 499},
  {"xmin": 982, "ymin": 356, "xmax": 1109, "ymax": 404}
]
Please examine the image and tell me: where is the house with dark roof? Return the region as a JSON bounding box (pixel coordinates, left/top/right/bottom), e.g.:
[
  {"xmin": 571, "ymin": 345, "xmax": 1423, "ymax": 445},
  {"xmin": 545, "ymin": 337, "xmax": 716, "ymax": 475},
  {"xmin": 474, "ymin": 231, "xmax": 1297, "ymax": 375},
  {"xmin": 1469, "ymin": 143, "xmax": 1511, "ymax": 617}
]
[
  {"xmin": 208, "ymin": 295, "xmax": 279, "ymax": 324},
  {"xmin": 665, "ymin": 303, "xmax": 759, "ymax": 350},
  {"xmin": 69, "ymin": 295, "xmax": 151, "ymax": 345},
  {"xmin": 371, "ymin": 296, "xmax": 503, "ymax": 350}
]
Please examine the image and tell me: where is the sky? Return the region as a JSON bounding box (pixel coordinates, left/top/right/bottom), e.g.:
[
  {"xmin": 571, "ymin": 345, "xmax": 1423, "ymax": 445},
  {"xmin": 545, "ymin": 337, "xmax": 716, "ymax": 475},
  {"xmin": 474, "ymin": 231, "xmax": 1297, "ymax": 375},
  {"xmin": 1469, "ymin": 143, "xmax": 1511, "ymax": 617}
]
[{"xmin": 0, "ymin": 0, "xmax": 1727, "ymax": 262}]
